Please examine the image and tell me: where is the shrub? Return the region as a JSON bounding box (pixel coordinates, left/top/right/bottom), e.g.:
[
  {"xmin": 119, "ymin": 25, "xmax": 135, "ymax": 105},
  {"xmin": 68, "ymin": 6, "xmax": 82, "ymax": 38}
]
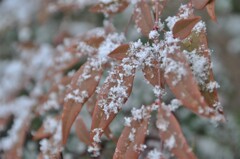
[{"xmin": 0, "ymin": 0, "xmax": 225, "ymax": 159}]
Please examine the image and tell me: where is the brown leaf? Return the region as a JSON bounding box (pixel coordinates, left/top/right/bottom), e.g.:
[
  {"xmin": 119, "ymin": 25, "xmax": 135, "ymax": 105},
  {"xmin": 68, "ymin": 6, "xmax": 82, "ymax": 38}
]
[
  {"xmin": 85, "ymin": 93, "xmax": 98, "ymax": 116},
  {"xmin": 206, "ymin": 0, "xmax": 217, "ymax": 22},
  {"xmin": 108, "ymin": 44, "xmax": 129, "ymax": 60},
  {"xmin": 164, "ymin": 50, "xmax": 219, "ymax": 119},
  {"xmin": 90, "ymin": 63, "xmax": 135, "ymax": 143},
  {"xmin": 113, "ymin": 105, "xmax": 152, "ymax": 159},
  {"xmin": 157, "ymin": 104, "xmax": 197, "ymax": 159},
  {"xmin": 90, "ymin": 0, "xmax": 129, "ymax": 15},
  {"xmin": 198, "ymin": 31, "xmax": 224, "ymax": 119},
  {"xmin": 133, "ymin": 0, "xmax": 154, "ymax": 37},
  {"xmin": 142, "ymin": 59, "xmax": 164, "ymax": 87},
  {"xmin": 62, "ymin": 61, "xmax": 103, "ymax": 145},
  {"xmin": 33, "ymin": 126, "xmax": 52, "ymax": 141},
  {"xmin": 3, "ymin": 117, "xmax": 30, "ymax": 159},
  {"xmin": 181, "ymin": 31, "xmax": 225, "ymax": 121},
  {"xmin": 173, "ymin": 16, "xmax": 201, "ymax": 40},
  {"xmin": 75, "ymin": 116, "xmax": 91, "ymax": 145},
  {"xmin": 191, "ymin": 0, "xmax": 210, "ymax": 9}
]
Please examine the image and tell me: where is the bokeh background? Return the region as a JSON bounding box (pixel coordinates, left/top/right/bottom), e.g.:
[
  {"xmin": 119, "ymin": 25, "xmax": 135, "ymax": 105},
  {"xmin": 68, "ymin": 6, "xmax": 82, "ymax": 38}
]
[{"xmin": 0, "ymin": 0, "xmax": 240, "ymax": 159}]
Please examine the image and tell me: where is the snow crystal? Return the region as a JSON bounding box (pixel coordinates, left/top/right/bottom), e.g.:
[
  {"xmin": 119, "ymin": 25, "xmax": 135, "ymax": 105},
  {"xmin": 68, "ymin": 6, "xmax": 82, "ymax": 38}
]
[
  {"xmin": 193, "ymin": 21, "xmax": 206, "ymax": 33},
  {"xmin": 64, "ymin": 90, "xmax": 89, "ymax": 103},
  {"xmin": 43, "ymin": 117, "xmax": 58, "ymax": 133},
  {"xmin": 134, "ymin": 144, "xmax": 147, "ymax": 152},
  {"xmin": 131, "ymin": 106, "xmax": 149, "ymax": 121},
  {"xmin": 169, "ymin": 99, "xmax": 182, "ymax": 111},
  {"xmin": 157, "ymin": 119, "xmax": 169, "ymax": 132},
  {"xmin": 129, "ymin": 128, "xmax": 136, "ymax": 142},
  {"xmin": 149, "ymin": 30, "xmax": 159, "ymax": 40},
  {"xmin": 99, "ymin": 0, "xmax": 112, "ymax": 4},
  {"xmin": 92, "ymin": 128, "xmax": 103, "ymax": 143},
  {"xmin": 165, "ymin": 135, "xmax": 176, "ymax": 149},
  {"xmin": 207, "ymin": 81, "xmax": 220, "ymax": 92},
  {"xmin": 147, "ymin": 149, "xmax": 162, "ymax": 159},
  {"xmin": 88, "ymin": 144, "xmax": 100, "ymax": 157},
  {"xmin": 124, "ymin": 117, "xmax": 132, "ymax": 127},
  {"xmin": 183, "ymin": 50, "xmax": 209, "ymax": 85}
]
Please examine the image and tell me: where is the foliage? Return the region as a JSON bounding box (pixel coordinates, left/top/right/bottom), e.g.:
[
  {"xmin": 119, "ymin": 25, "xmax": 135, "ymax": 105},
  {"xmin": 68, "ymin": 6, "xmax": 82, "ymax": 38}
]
[{"xmin": 0, "ymin": 0, "xmax": 226, "ymax": 159}]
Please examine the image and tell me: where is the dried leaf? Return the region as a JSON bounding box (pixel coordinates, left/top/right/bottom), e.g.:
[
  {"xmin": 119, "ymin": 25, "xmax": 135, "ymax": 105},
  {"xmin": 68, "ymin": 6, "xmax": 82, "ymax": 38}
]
[
  {"xmin": 90, "ymin": 63, "xmax": 135, "ymax": 143},
  {"xmin": 157, "ymin": 104, "xmax": 197, "ymax": 159},
  {"xmin": 90, "ymin": 0, "xmax": 129, "ymax": 15},
  {"xmin": 113, "ymin": 105, "xmax": 152, "ymax": 159},
  {"xmin": 108, "ymin": 44, "xmax": 129, "ymax": 60},
  {"xmin": 164, "ymin": 50, "xmax": 219, "ymax": 119},
  {"xmin": 173, "ymin": 16, "xmax": 201, "ymax": 40},
  {"xmin": 206, "ymin": 0, "xmax": 217, "ymax": 22},
  {"xmin": 62, "ymin": 61, "xmax": 103, "ymax": 145},
  {"xmin": 133, "ymin": 1, "xmax": 154, "ymax": 37},
  {"xmin": 191, "ymin": 0, "xmax": 210, "ymax": 9},
  {"xmin": 75, "ymin": 116, "xmax": 91, "ymax": 145}
]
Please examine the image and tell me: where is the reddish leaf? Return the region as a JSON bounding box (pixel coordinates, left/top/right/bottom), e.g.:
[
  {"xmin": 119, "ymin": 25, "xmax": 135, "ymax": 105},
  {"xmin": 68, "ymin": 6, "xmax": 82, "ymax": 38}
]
[
  {"xmin": 75, "ymin": 116, "xmax": 91, "ymax": 145},
  {"xmin": 90, "ymin": 1, "xmax": 129, "ymax": 15},
  {"xmin": 181, "ymin": 31, "xmax": 225, "ymax": 121},
  {"xmin": 113, "ymin": 105, "xmax": 152, "ymax": 159},
  {"xmin": 62, "ymin": 61, "xmax": 103, "ymax": 145},
  {"xmin": 133, "ymin": 0, "xmax": 154, "ymax": 37},
  {"xmin": 198, "ymin": 31, "xmax": 224, "ymax": 119},
  {"xmin": 164, "ymin": 50, "xmax": 220, "ymax": 119},
  {"xmin": 90, "ymin": 63, "xmax": 135, "ymax": 143},
  {"xmin": 33, "ymin": 126, "xmax": 52, "ymax": 141},
  {"xmin": 191, "ymin": 0, "xmax": 210, "ymax": 9},
  {"xmin": 157, "ymin": 104, "xmax": 197, "ymax": 159},
  {"xmin": 3, "ymin": 117, "xmax": 30, "ymax": 159},
  {"xmin": 85, "ymin": 93, "xmax": 98, "ymax": 116},
  {"xmin": 173, "ymin": 16, "xmax": 201, "ymax": 40},
  {"xmin": 108, "ymin": 44, "xmax": 129, "ymax": 60},
  {"xmin": 206, "ymin": 0, "xmax": 217, "ymax": 22},
  {"xmin": 142, "ymin": 59, "xmax": 164, "ymax": 87}
]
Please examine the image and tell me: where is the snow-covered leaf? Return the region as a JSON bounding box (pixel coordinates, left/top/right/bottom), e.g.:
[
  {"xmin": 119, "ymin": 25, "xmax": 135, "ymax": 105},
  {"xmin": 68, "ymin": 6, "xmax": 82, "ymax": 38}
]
[
  {"xmin": 62, "ymin": 61, "xmax": 103, "ymax": 145},
  {"xmin": 173, "ymin": 16, "xmax": 201, "ymax": 40},
  {"xmin": 133, "ymin": 0, "xmax": 154, "ymax": 37},
  {"xmin": 90, "ymin": 63, "xmax": 135, "ymax": 144},
  {"xmin": 90, "ymin": 0, "xmax": 129, "ymax": 15},
  {"xmin": 142, "ymin": 59, "xmax": 164, "ymax": 87},
  {"xmin": 108, "ymin": 44, "xmax": 129, "ymax": 60},
  {"xmin": 164, "ymin": 50, "xmax": 218, "ymax": 119},
  {"xmin": 157, "ymin": 103, "xmax": 197, "ymax": 159},
  {"xmin": 113, "ymin": 105, "xmax": 152, "ymax": 159}
]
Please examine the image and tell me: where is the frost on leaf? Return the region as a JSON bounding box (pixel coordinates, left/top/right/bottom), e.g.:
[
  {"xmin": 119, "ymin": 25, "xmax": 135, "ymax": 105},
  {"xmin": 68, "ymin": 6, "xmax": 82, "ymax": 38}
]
[
  {"xmin": 172, "ymin": 16, "xmax": 201, "ymax": 40},
  {"xmin": 133, "ymin": 0, "xmax": 154, "ymax": 37},
  {"xmin": 142, "ymin": 59, "xmax": 164, "ymax": 88},
  {"xmin": 163, "ymin": 43, "xmax": 221, "ymax": 120},
  {"xmin": 181, "ymin": 31, "xmax": 225, "ymax": 121},
  {"xmin": 62, "ymin": 61, "xmax": 103, "ymax": 145},
  {"xmin": 157, "ymin": 104, "xmax": 197, "ymax": 159},
  {"xmin": 113, "ymin": 105, "xmax": 153, "ymax": 159},
  {"xmin": 90, "ymin": 0, "xmax": 129, "ymax": 16},
  {"xmin": 108, "ymin": 43, "xmax": 129, "ymax": 60},
  {"xmin": 90, "ymin": 61, "xmax": 135, "ymax": 146}
]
